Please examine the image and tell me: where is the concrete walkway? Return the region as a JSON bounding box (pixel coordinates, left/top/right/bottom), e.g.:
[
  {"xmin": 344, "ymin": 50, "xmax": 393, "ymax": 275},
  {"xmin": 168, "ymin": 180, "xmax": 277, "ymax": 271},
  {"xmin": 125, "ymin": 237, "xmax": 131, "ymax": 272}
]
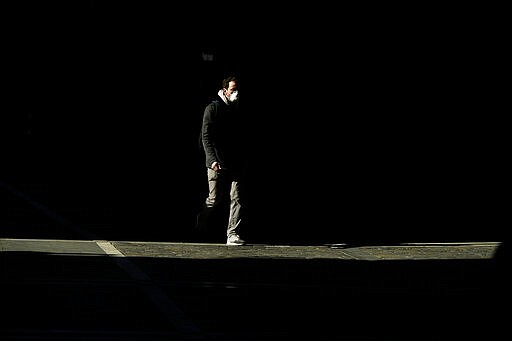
[
  {"xmin": 1, "ymin": 181, "xmax": 507, "ymax": 340},
  {"xmin": 1, "ymin": 238, "xmax": 505, "ymax": 341}
]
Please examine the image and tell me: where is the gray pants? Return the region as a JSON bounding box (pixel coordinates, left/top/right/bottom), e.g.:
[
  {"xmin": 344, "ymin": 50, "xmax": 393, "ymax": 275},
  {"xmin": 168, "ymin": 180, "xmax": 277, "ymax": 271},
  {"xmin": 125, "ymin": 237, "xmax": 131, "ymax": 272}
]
[{"xmin": 204, "ymin": 168, "xmax": 243, "ymax": 237}]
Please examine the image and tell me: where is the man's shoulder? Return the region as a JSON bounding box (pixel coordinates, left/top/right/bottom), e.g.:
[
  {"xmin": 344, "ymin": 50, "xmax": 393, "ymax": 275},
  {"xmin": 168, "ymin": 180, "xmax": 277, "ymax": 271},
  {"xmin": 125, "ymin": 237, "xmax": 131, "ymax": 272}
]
[
  {"xmin": 206, "ymin": 99, "xmax": 228, "ymax": 113},
  {"xmin": 204, "ymin": 100, "xmax": 215, "ymax": 111},
  {"xmin": 203, "ymin": 100, "xmax": 221, "ymax": 119},
  {"xmin": 206, "ymin": 99, "xmax": 222, "ymax": 108}
]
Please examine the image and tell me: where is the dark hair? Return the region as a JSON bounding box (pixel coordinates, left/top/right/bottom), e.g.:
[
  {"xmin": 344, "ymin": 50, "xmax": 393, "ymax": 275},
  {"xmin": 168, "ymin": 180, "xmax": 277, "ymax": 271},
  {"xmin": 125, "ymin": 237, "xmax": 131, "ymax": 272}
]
[{"xmin": 221, "ymin": 76, "xmax": 238, "ymax": 89}]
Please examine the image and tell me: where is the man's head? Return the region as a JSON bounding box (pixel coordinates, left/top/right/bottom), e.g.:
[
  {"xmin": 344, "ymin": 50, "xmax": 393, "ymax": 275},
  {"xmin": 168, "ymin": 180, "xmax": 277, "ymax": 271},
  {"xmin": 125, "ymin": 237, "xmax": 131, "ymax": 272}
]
[{"xmin": 222, "ymin": 76, "xmax": 239, "ymax": 103}]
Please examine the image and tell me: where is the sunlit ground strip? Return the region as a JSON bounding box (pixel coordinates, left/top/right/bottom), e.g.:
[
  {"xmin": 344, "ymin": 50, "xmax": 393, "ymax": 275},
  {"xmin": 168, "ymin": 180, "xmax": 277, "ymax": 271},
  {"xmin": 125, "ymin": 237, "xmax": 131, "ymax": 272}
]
[{"xmin": 0, "ymin": 238, "xmax": 502, "ymax": 260}]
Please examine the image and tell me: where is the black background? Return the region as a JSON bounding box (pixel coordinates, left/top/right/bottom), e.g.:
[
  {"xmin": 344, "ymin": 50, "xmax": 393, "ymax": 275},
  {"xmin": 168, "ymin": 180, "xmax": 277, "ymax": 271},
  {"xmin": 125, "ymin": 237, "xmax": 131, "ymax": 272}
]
[{"xmin": 3, "ymin": 2, "xmax": 506, "ymax": 244}]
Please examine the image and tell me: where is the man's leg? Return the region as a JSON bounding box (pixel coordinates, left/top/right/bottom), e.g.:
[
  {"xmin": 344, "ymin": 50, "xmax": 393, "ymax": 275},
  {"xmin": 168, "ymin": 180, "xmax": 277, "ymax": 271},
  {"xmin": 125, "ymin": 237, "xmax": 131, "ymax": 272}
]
[
  {"xmin": 226, "ymin": 179, "xmax": 244, "ymax": 245},
  {"xmin": 196, "ymin": 168, "xmax": 229, "ymax": 241}
]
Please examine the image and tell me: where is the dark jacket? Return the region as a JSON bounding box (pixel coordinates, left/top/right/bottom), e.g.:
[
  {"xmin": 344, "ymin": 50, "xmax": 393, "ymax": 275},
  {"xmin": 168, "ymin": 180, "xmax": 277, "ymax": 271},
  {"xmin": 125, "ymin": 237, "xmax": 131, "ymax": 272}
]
[{"xmin": 200, "ymin": 97, "xmax": 247, "ymax": 170}]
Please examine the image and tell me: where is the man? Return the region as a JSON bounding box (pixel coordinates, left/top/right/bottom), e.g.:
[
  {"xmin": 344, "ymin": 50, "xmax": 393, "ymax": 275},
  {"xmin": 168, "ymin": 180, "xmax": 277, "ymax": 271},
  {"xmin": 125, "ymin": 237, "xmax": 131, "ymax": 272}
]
[{"xmin": 196, "ymin": 76, "xmax": 248, "ymax": 245}]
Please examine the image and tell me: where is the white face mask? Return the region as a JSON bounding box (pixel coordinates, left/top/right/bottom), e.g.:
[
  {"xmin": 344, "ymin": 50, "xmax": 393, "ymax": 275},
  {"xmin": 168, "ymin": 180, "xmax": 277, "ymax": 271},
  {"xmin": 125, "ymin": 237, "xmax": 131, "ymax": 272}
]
[{"xmin": 228, "ymin": 90, "xmax": 239, "ymax": 102}]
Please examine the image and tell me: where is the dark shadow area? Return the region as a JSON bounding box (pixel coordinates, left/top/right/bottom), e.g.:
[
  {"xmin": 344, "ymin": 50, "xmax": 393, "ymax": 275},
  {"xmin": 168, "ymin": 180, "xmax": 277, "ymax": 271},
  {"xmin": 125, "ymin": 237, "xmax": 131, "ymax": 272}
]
[
  {"xmin": 2, "ymin": 3, "xmax": 506, "ymax": 247},
  {"xmin": 2, "ymin": 175, "xmax": 506, "ymax": 247},
  {"xmin": 1, "ymin": 250, "xmax": 507, "ymax": 340},
  {"xmin": 1, "ymin": 6, "xmax": 507, "ymax": 341}
]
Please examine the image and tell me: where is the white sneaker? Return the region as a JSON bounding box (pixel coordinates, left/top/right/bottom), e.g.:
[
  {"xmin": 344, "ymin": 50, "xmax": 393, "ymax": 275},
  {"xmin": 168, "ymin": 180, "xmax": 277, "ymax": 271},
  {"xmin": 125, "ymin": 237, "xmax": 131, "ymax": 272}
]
[{"xmin": 227, "ymin": 234, "xmax": 245, "ymax": 245}]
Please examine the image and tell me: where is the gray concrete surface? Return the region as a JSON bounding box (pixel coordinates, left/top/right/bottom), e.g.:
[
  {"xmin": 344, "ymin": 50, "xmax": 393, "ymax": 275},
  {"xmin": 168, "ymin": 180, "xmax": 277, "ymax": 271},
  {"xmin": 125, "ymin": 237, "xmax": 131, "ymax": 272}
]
[
  {"xmin": 1, "ymin": 181, "xmax": 508, "ymax": 340},
  {"xmin": 2, "ymin": 238, "xmax": 506, "ymax": 341}
]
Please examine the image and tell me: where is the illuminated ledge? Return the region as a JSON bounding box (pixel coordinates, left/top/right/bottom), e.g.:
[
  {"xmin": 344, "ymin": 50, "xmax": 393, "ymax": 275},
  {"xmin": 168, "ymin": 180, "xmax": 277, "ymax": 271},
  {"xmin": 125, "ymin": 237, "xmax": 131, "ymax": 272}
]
[{"xmin": 0, "ymin": 238, "xmax": 502, "ymax": 260}]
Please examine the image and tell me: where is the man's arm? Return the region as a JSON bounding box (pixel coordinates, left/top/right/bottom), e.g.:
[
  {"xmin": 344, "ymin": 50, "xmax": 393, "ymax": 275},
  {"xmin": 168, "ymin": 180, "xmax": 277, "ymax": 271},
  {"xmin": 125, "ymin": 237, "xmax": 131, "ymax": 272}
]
[{"xmin": 201, "ymin": 103, "xmax": 218, "ymax": 169}]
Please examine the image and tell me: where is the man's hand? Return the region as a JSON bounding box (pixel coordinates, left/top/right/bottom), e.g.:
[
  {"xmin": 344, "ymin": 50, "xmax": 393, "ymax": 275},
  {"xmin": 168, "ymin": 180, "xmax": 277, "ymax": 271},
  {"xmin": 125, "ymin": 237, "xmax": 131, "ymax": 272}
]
[{"xmin": 211, "ymin": 161, "xmax": 221, "ymax": 172}]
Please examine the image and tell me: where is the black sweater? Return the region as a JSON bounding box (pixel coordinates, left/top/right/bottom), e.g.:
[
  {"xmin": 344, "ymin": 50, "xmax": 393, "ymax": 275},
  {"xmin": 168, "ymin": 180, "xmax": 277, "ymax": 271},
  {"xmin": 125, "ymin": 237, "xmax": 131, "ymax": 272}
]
[{"xmin": 201, "ymin": 98, "xmax": 247, "ymax": 170}]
